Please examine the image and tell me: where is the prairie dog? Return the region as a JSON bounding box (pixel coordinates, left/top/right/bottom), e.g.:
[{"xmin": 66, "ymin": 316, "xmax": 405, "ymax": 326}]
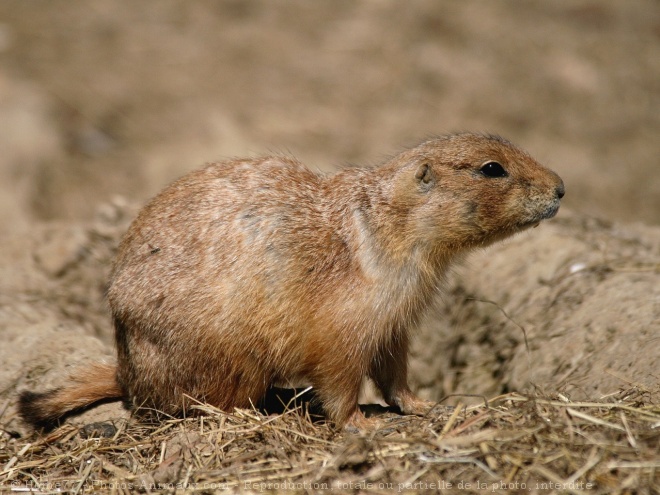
[{"xmin": 19, "ymin": 133, "xmax": 564, "ymax": 430}]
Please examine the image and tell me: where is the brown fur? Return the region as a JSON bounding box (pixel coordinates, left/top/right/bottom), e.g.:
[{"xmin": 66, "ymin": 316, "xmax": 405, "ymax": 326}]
[{"xmin": 18, "ymin": 133, "xmax": 564, "ymax": 430}]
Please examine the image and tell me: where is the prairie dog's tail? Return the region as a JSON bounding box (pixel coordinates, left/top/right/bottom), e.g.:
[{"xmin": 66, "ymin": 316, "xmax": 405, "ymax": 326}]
[{"xmin": 18, "ymin": 362, "xmax": 124, "ymax": 430}]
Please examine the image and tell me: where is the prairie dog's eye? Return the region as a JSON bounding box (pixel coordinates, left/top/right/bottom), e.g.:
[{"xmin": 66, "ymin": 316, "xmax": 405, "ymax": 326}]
[{"xmin": 480, "ymin": 161, "xmax": 508, "ymax": 178}]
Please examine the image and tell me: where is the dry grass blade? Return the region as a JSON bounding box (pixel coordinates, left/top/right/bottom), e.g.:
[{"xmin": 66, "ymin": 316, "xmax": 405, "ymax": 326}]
[{"xmin": 566, "ymin": 407, "xmax": 626, "ymax": 431}]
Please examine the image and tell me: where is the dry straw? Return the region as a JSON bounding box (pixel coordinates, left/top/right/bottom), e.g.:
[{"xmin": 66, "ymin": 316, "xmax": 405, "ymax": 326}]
[{"xmin": 1, "ymin": 388, "xmax": 658, "ymax": 494}]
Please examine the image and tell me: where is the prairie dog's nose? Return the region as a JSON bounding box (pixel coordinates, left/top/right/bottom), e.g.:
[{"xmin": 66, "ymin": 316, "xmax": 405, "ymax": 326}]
[{"xmin": 556, "ymin": 180, "xmax": 565, "ymax": 199}]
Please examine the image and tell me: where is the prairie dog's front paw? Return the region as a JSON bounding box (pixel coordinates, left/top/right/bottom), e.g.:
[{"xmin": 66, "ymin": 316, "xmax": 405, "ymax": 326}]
[
  {"xmin": 394, "ymin": 393, "xmax": 443, "ymax": 417},
  {"xmin": 343, "ymin": 409, "xmax": 388, "ymax": 433}
]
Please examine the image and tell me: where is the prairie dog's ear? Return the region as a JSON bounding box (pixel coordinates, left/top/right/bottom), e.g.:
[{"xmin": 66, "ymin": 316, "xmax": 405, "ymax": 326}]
[{"xmin": 415, "ymin": 163, "xmax": 435, "ymax": 190}]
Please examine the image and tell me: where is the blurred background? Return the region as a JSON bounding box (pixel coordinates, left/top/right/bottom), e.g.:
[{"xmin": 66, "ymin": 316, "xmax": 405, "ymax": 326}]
[{"xmin": 1, "ymin": 0, "xmax": 658, "ymax": 234}]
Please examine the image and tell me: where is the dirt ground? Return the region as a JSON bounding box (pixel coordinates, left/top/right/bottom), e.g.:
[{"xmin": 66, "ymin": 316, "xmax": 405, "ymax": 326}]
[{"xmin": 1, "ymin": 1, "xmax": 659, "ymax": 492}]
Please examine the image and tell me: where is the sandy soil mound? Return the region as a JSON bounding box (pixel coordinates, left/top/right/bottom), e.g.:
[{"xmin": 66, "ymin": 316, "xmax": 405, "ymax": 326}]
[
  {"xmin": 411, "ymin": 212, "xmax": 660, "ymax": 405},
  {"xmin": 0, "ymin": 200, "xmax": 132, "ymax": 430}
]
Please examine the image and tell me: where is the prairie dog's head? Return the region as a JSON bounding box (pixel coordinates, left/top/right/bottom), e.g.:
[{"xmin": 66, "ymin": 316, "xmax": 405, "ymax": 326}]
[{"xmin": 384, "ymin": 133, "xmax": 565, "ymax": 250}]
